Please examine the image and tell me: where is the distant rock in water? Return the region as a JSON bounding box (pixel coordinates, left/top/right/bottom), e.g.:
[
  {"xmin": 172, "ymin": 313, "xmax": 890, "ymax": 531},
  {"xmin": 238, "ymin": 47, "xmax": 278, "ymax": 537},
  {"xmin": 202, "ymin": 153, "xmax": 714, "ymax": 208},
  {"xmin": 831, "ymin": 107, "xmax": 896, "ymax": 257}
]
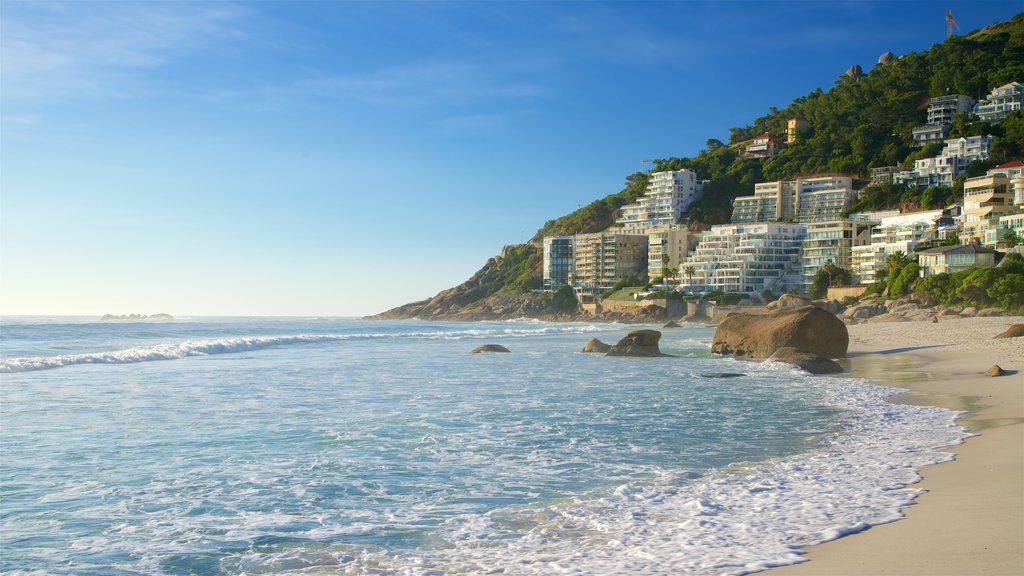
[
  {"xmin": 101, "ymin": 313, "xmax": 174, "ymax": 321},
  {"xmin": 582, "ymin": 338, "xmax": 612, "ymax": 353},
  {"xmin": 470, "ymin": 344, "xmax": 510, "ymax": 354},
  {"xmin": 663, "ymin": 320, "xmax": 682, "ymax": 328},
  {"xmin": 606, "ymin": 330, "xmax": 669, "ymax": 357},
  {"xmin": 701, "ymin": 373, "xmax": 746, "ymax": 379}
]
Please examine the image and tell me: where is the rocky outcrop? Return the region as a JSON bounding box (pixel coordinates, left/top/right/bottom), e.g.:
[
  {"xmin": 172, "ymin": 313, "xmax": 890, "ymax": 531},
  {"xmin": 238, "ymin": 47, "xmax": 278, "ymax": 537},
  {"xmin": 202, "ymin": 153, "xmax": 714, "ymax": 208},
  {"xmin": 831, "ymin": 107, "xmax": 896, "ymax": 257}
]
[
  {"xmin": 701, "ymin": 373, "xmax": 746, "ymax": 379},
  {"xmin": 582, "ymin": 338, "xmax": 612, "ymax": 353},
  {"xmin": 812, "ymin": 299, "xmax": 842, "ymax": 315},
  {"xmin": 470, "ymin": 344, "xmax": 510, "ymax": 353},
  {"xmin": 994, "ymin": 324, "xmax": 1024, "ymax": 339},
  {"xmin": 985, "ymin": 364, "xmax": 1006, "ymax": 377},
  {"xmin": 766, "ymin": 347, "xmax": 843, "ymax": 374},
  {"xmin": 711, "ymin": 305, "xmax": 848, "ymax": 359},
  {"xmin": 663, "ymin": 320, "xmax": 682, "ymax": 328},
  {"xmin": 606, "ymin": 330, "xmax": 668, "ymax": 357},
  {"xmin": 766, "ymin": 294, "xmax": 812, "ymax": 311},
  {"xmin": 977, "ymin": 308, "xmax": 1007, "ymax": 317}
]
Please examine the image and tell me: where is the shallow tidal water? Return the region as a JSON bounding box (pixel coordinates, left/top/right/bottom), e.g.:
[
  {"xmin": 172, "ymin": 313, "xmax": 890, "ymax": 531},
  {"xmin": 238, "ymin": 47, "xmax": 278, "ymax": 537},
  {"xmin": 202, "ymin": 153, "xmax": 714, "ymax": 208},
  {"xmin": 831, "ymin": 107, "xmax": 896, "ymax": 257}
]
[{"xmin": 0, "ymin": 317, "xmax": 967, "ymax": 575}]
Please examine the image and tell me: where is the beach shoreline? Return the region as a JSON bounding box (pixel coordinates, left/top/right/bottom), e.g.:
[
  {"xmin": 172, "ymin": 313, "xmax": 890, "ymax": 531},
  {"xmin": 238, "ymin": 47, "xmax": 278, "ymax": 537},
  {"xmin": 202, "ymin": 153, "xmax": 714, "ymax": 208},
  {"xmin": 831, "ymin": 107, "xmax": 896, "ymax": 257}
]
[{"xmin": 766, "ymin": 315, "xmax": 1024, "ymax": 576}]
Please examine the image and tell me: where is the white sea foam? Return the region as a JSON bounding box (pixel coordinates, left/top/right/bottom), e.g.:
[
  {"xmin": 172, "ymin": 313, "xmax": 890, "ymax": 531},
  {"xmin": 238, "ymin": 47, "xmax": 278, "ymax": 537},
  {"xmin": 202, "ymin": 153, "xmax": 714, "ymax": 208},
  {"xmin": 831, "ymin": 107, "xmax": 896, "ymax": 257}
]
[
  {"xmin": 0, "ymin": 324, "xmax": 624, "ymax": 373},
  {"xmin": 353, "ymin": 368, "xmax": 967, "ymax": 575}
]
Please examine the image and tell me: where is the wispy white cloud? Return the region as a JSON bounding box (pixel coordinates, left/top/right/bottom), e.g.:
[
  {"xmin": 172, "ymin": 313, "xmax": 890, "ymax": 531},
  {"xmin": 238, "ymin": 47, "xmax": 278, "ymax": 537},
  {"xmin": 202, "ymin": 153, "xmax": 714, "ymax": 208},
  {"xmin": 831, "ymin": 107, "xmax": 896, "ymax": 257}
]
[
  {"xmin": 297, "ymin": 62, "xmax": 548, "ymax": 109},
  {"xmin": 0, "ymin": 1, "xmax": 244, "ymax": 101}
]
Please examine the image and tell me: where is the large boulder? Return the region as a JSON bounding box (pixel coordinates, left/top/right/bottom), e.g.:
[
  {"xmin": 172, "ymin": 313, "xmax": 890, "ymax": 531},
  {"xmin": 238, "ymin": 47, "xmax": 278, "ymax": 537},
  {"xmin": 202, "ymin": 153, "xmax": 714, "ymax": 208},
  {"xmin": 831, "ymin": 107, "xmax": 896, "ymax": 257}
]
[
  {"xmin": 663, "ymin": 320, "xmax": 682, "ymax": 328},
  {"xmin": 582, "ymin": 338, "xmax": 613, "ymax": 353},
  {"xmin": 777, "ymin": 294, "xmax": 813, "ymax": 308},
  {"xmin": 606, "ymin": 330, "xmax": 667, "ymax": 357},
  {"xmin": 977, "ymin": 308, "xmax": 1007, "ymax": 317},
  {"xmin": 766, "ymin": 347, "xmax": 843, "ymax": 375},
  {"xmin": 470, "ymin": 344, "xmax": 510, "ymax": 353},
  {"xmin": 994, "ymin": 324, "xmax": 1024, "ymax": 339},
  {"xmin": 711, "ymin": 305, "xmax": 849, "ymax": 359}
]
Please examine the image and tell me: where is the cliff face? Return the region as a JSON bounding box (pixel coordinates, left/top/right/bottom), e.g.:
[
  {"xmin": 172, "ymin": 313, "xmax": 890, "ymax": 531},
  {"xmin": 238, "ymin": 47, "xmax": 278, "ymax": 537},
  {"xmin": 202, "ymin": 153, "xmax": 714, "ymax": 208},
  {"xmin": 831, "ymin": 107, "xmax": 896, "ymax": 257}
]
[{"xmin": 370, "ymin": 244, "xmax": 584, "ymax": 321}]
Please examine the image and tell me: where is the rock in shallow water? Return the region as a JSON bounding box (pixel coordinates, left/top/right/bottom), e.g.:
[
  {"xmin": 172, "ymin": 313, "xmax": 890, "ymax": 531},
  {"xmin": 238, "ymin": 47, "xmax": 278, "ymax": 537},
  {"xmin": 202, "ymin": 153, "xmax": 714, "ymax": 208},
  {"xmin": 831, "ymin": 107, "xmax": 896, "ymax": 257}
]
[
  {"xmin": 700, "ymin": 373, "xmax": 747, "ymax": 379},
  {"xmin": 470, "ymin": 344, "xmax": 510, "ymax": 354},
  {"xmin": 605, "ymin": 330, "xmax": 668, "ymax": 357},
  {"xmin": 712, "ymin": 305, "xmax": 848, "ymax": 359},
  {"xmin": 582, "ymin": 338, "xmax": 612, "ymax": 353},
  {"xmin": 766, "ymin": 347, "xmax": 844, "ymax": 375}
]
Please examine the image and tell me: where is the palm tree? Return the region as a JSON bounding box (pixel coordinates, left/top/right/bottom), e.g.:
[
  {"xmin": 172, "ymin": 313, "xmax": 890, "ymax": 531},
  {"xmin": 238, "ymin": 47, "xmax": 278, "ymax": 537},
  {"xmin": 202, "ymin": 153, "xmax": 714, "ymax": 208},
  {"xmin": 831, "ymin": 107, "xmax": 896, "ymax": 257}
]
[{"xmin": 684, "ymin": 265, "xmax": 696, "ymax": 293}]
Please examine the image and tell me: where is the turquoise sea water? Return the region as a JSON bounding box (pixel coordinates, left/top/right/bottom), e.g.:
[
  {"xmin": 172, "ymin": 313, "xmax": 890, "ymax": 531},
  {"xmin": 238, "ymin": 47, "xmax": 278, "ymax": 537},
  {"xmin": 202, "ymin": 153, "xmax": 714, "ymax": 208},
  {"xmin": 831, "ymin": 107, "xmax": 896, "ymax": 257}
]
[{"xmin": 0, "ymin": 317, "xmax": 966, "ymax": 575}]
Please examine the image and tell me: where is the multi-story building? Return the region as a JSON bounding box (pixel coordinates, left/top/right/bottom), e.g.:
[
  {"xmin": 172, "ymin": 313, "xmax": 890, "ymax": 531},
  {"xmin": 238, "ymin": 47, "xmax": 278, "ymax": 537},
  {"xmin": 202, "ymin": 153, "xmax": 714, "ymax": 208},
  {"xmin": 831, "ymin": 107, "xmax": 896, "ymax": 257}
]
[
  {"xmin": 542, "ymin": 236, "xmax": 575, "ymax": 291},
  {"xmin": 801, "ymin": 219, "xmax": 874, "ymax": 289},
  {"xmin": 905, "ymin": 135, "xmax": 994, "ymax": 188},
  {"xmin": 617, "ymin": 170, "xmax": 704, "ymax": 233},
  {"xmin": 787, "ymin": 118, "xmax": 808, "ymax": 143},
  {"xmin": 646, "ymin": 226, "xmax": 693, "ymax": 282},
  {"xmin": 850, "ymin": 211, "xmax": 942, "ymax": 284},
  {"xmin": 912, "ymin": 95, "xmax": 974, "ymax": 147},
  {"xmin": 928, "ymin": 94, "xmax": 976, "ymax": 124},
  {"xmin": 731, "ymin": 175, "xmax": 855, "ymax": 224},
  {"xmin": 975, "ymin": 82, "xmax": 1023, "ymax": 123},
  {"xmin": 571, "ymin": 232, "xmax": 648, "ymax": 299},
  {"xmin": 918, "ymin": 244, "xmax": 999, "ymax": 277},
  {"xmin": 962, "ymin": 173, "xmax": 1015, "ymax": 245},
  {"xmin": 744, "ymin": 132, "xmax": 786, "ymax": 158},
  {"xmin": 678, "ymin": 223, "xmax": 805, "ymax": 296}
]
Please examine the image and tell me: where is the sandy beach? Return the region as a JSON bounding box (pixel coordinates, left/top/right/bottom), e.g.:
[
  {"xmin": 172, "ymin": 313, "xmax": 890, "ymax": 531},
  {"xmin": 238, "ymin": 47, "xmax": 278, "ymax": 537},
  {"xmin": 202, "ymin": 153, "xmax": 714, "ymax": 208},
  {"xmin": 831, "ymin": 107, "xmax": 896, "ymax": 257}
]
[{"xmin": 768, "ymin": 315, "xmax": 1024, "ymax": 576}]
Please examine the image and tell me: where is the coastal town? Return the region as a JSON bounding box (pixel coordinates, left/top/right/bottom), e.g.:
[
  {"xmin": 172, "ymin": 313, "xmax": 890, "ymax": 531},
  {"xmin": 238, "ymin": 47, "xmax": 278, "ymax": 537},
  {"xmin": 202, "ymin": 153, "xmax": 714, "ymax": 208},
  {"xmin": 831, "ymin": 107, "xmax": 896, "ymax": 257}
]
[{"xmin": 541, "ymin": 82, "xmax": 1024, "ymax": 311}]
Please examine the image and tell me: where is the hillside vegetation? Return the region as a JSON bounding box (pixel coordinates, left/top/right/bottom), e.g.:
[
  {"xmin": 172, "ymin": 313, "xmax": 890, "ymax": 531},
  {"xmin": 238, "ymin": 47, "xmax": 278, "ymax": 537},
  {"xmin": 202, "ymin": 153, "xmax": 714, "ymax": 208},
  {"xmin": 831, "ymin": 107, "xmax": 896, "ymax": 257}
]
[{"xmin": 376, "ymin": 14, "xmax": 1024, "ymax": 318}]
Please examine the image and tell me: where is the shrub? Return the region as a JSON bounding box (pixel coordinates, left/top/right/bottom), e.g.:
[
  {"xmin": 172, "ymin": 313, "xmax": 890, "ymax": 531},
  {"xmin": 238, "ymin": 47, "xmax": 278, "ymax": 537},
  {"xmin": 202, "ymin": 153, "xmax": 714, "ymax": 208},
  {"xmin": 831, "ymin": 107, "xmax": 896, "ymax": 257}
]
[
  {"xmin": 988, "ymin": 274, "xmax": 1024, "ymax": 310},
  {"xmin": 888, "ymin": 262, "xmax": 920, "ymax": 298}
]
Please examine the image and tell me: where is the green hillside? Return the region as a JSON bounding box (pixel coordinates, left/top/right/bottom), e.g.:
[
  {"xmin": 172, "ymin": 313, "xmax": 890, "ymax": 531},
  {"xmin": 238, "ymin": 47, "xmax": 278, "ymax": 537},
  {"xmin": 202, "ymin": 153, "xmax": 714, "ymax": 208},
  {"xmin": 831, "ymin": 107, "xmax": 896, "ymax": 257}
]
[
  {"xmin": 537, "ymin": 13, "xmax": 1024, "ymax": 236},
  {"xmin": 379, "ymin": 14, "xmax": 1024, "ymax": 318}
]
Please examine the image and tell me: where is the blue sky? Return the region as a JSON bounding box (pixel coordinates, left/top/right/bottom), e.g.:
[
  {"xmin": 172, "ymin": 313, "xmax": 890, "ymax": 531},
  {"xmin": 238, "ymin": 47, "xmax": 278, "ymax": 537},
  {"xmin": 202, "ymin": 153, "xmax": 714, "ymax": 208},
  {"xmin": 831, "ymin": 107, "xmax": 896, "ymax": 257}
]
[{"xmin": 2, "ymin": 1, "xmax": 1020, "ymax": 316}]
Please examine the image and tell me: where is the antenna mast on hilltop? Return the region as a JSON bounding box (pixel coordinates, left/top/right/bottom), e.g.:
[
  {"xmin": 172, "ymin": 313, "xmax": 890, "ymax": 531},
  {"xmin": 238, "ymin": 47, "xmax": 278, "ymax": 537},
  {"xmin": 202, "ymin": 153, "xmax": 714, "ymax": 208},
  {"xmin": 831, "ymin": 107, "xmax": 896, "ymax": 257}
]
[{"xmin": 946, "ymin": 9, "xmax": 961, "ymax": 39}]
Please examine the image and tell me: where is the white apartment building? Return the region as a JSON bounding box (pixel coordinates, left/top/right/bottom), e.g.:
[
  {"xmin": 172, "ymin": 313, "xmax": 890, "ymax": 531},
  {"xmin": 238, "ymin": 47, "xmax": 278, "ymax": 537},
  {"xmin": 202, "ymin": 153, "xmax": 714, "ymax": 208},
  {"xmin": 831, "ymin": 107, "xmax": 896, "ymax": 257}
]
[
  {"xmin": 975, "ymin": 82, "xmax": 1023, "ymax": 123},
  {"xmin": 731, "ymin": 175, "xmax": 855, "ymax": 224},
  {"xmin": 801, "ymin": 220, "xmax": 874, "ymax": 289},
  {"xmin": 912, "ymin": 94, "xmax": 974, "ymax": 147},
  {"xmin": 617, "ymin": 170, "xmax": 704, "ymax": 233},
  {"xmin": 571, "ymin": 232, "xmax": 648, "ymax": 299},
  {"xmin": 850, "ymin": 210, "xmax": 942, "ymax": 284},
  {"xmin": 903, "ymin": 135, "xmax": 994, "ymax": 188},
  {"xmin": 646, "ymin": 226, "xmax": 693, "ymax": 282},
  {"xmin": 678, "ymin": 223, "xmax": 805, "ymax": 296}
]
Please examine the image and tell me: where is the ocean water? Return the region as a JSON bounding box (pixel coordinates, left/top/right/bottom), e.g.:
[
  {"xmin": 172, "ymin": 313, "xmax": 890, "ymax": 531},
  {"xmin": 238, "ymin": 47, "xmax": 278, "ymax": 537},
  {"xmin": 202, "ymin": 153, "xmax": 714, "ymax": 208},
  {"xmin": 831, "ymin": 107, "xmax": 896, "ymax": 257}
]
[{"xmin": 0, "ymin": 317, "xmax": 967, "ymax": 575}]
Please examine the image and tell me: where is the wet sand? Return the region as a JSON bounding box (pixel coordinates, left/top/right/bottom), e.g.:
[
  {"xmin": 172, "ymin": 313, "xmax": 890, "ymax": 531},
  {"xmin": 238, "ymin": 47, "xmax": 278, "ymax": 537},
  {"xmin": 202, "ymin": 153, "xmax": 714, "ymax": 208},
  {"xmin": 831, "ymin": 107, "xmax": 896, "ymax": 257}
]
[{"xmin": 767, "ymin": 316, "xmax": 1024, "ymax": 576}]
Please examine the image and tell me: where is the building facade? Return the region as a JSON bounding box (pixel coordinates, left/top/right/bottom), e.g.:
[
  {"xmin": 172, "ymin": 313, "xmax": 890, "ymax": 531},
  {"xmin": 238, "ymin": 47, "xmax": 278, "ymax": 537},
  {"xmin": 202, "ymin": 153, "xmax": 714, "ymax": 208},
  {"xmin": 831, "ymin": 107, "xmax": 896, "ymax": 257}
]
[
  {"xmin": 975, "ymin": 82, "xmax": 1023, "ymax": 123},
  {"xmin": 646, "ymin": 226, "xmax": 692, "ymax": 282},
  {"xmin": 571, "ymin": 232, "xmax": 648, "ymax": 298},
  {"xmin": 902, "ymin": 135, "xmax": 994, "ymax": 188},
  {"xmin": 787, "ymin": 118, "xmax": 808, "ymax": 143},
  {"xmin": 801, "ymin": 220, "xmax": 874, "ymax": 289},
  {"xmin": 918, "ymin": 244, "xmax": 999, "ymax": 277},
  {"xmin": 617, "ymin": 170, "xmax": 704, "ymax": 233},
  {"xmin": 678, "ymin": 223, "xmax": 805, "ymax": 296},
  {"xmin": 912, "ymin": 95, "xmax": 974, "ymax": 147},
  {"xmin": 542, "ymin": 236, "xmax": 575, "ymax": 291},
  {"xmin": 850, "ymin": 211, "xmax": 942, "ymax": 284},
  {"xmin": 962, "ymin": 173, "xmax": 1015, "ymax": 245},
  {"xmin": 745, "ymin": 132, "xmax": 786, "ymax": 158},
  {"xmin": 731, "ymin": 175, "xmax": 855, "ymax": 224}
]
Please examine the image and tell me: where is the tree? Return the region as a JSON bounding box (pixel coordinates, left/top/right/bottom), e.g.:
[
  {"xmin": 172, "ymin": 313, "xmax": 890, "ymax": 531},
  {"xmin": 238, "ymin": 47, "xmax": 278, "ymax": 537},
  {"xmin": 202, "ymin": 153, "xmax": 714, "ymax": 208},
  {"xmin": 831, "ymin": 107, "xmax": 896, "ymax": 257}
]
[
  {"xmin": 705, "ymin": 138, "xmax": 724, "ymax": 151},
  {"xmin": 684, "ymin": 265, "xmax": 696, "ymax": 292},
  {"xmin": 1003, "ymin": 230, "xmax": 1020, "ymax": 248}
]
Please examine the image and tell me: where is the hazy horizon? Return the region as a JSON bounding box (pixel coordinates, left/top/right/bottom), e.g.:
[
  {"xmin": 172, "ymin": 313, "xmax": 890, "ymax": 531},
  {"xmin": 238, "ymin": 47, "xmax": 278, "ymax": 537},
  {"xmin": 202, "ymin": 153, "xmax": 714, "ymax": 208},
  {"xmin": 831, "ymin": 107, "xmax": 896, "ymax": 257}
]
[{"xmin": 3, "ymin": 1, "xmax": 1021, "ymax": 317}]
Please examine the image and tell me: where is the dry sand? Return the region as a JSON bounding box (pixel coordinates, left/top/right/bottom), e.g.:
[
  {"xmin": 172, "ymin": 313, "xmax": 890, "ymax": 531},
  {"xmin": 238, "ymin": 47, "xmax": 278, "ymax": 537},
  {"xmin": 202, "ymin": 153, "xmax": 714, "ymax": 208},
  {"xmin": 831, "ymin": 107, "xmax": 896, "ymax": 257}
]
[{"xmin": 767, "ymin": 315, "xmax": 1024, "ymax": 576}]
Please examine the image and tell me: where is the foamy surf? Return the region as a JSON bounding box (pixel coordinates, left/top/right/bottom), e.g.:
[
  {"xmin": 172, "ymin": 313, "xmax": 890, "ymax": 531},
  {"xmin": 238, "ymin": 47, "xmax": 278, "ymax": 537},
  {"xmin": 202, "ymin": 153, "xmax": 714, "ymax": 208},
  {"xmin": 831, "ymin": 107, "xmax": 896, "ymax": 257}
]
[{"xmin": 0, "ymin": 324, "xmax": 624, "ymax": 373}]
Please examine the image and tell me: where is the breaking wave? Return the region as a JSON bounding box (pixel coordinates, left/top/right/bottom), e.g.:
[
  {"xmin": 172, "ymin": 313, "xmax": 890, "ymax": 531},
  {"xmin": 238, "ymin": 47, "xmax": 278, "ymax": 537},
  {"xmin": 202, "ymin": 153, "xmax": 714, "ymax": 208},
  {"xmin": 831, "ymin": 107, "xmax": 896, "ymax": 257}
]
[{"xmin": 0, "ymin": 324, "xmax": 623, "ymax": 373}]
